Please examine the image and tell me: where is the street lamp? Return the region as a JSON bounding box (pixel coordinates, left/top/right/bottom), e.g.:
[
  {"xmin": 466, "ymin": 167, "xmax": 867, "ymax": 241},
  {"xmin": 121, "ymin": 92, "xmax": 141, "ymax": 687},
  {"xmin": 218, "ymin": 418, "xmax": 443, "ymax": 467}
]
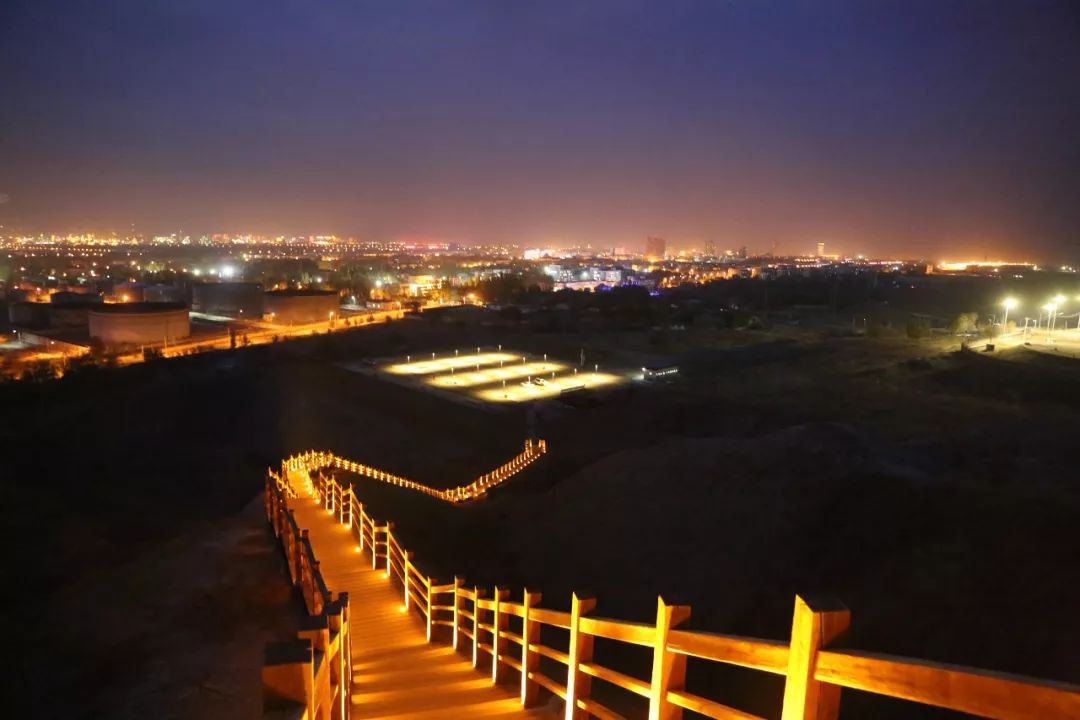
[
  {"xmin": 1043, "ymin": 302, "xmax": 1059, "ymax": 342},
  {"xmin": 1001, "ymin": 298, "xmax": 1017, "ymax": 329}
]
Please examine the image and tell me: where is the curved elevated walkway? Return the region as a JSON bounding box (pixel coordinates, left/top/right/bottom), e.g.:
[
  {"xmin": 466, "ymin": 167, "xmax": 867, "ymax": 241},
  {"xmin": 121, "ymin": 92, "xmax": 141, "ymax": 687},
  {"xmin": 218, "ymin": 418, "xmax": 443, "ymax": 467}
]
[
  {"xmin": 289, "ymin": 496, "xmax": 551, "ymax": 719},
  {"xmin": 265, "ymin": 455, "xmax": 1080, "ymax": 720}
]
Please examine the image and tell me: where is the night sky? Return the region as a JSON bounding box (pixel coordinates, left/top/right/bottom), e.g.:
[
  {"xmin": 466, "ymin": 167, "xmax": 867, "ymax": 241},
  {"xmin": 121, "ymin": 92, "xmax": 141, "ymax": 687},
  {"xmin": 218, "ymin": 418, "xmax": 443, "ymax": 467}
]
[{"xmin": 1, "ymin": 1, "xmax": 1078, "ymax": 258}]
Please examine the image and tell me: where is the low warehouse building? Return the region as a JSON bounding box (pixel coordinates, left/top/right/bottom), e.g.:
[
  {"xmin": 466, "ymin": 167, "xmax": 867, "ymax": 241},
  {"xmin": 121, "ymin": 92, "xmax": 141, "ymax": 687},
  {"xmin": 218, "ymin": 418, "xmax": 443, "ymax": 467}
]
[
  {"xmin": 88, "ymin": 303, "xmax": 190, "ymax": 346},
  {"xmin": 191, "ymin": 282, "xmax": 264, "ymax": 318},
  {"xmin": 263, "ymin": 290, "xmax": 339, "ymax": 325},
  {"xmin": 49, "ymin": 292, "xmax": 103, "ymax": 328}
]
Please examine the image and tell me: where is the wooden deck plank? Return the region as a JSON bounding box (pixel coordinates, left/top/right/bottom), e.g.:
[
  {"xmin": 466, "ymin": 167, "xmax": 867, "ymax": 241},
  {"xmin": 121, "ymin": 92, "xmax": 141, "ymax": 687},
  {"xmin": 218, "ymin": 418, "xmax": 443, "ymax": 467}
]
[{"xmin": 289, "ymin": 497, "xmax": 552, "ymax": 719}]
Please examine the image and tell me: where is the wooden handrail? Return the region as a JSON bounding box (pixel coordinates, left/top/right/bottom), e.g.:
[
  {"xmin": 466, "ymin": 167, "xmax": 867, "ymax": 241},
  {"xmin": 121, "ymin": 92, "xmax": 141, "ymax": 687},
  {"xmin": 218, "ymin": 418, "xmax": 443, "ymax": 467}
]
[
  {"xmin": 666, "ymin": 688, "xmax": 764, "ymax": 720},
  {"xmin": 284, "ymin": 439, "xmax": 547, "ymax": 503},
  {"xmin": 270, "ymin": 463, "xmax": 1080, "ymax": 720},
  {"xmin": 580, "ymin": 660, "xmax": 651, "ymax": 697},
  {"xmin": 530, "ymin": 607, "xmax": 571, "ymax": 629},
  {"xmin": 814, "ymin": 649, "xmax": 1080, "ymax": 719},
  {"xmin": 579, "ymin": 616, "xmax": 654, "ymax": 647},
  {"xmin": 667, "ymin": 628, "xmax": 789, "ymax": 675}
]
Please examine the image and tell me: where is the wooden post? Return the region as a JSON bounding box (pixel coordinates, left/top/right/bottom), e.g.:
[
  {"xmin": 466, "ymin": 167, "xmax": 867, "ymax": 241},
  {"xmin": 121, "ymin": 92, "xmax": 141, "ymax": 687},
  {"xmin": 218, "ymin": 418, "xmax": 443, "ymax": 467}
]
[
  {"xmin": 297, "ymin": 529, "xmax": 309, "ymax": 588},
  {"xmin": 298, "ymin": 615, "xmax": 331, "ymax": 720},
  {"xmin": 472, "ymin": 587, "xmax": 485, "ymax": 668},
  {"xmin": 263, "ymin": 639, "xmax": 314, "ymax": 718},
  {"xmin": 647, "ymin": 597, "xmax": 692, "ymax": 720},
  {"xmin": 383, "ymin": 522, "xmax": 394, "ymax": 573},
  {"xmin": 425, "ymin": 576, "xmax": 434, "ymax": 642},
  {"xmin": 452, "ymin": 576, "xmax": 464, "ymax": 651},
  {"xmin": 357, "ymin": 505, "xmax": 365, "ymax": 552},
  {"xmin": 521, "ymin": 589, "xmax": 542, "ymax": 706},
  {"xmin": 492, "ymin": 587, "xmax": 509, "ymax": 684},
  {"xmin": 334, "ymin": 593, "xmax": 350, "ymax": 719},
  {"xmin": 404, "ymin": 551, "xmax": 415, "ymax": 609},
  {"xmin": 371, "ymin": 522, "xmax": 378, "ymax": 570},
  {"xmin": 310, "ymin": 559, "xmax": 323, "ymax": 614},
  {"xmin": 565, "ymin": 593, "xmax": 597, "ymax": 720},
  {"xmin": 780, "ymin": 594, "xmax": 850, "ymax": 720}
]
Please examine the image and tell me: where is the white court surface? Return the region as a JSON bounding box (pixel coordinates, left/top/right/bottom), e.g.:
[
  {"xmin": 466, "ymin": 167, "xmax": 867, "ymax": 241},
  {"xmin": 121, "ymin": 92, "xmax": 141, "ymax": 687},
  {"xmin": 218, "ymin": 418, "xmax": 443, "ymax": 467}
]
[
  {"xmin": 474, "ymin": 372, "xmax": 622, "ymax": 402},
  {"xmin": 384, "ymin": 352, "xmax": 518, "ymax": 375},
  {"xmin": 428, "ymin": 361, "xmax": 567, "ymax": 388},
  {"xmin": 378, "ymin": 350, "xmax": 627, "ymax": 403}
]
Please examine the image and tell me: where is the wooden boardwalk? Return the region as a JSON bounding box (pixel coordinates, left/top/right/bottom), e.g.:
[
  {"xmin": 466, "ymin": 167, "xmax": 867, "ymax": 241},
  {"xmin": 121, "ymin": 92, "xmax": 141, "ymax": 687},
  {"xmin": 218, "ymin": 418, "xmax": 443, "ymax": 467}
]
[
  {"xmin": 290, "ymin": 496, "xmax": 553, "ymax": 719},
  {"xmin": 267, "ymin": 458, "xmax": 1080, "ymax": 720}
]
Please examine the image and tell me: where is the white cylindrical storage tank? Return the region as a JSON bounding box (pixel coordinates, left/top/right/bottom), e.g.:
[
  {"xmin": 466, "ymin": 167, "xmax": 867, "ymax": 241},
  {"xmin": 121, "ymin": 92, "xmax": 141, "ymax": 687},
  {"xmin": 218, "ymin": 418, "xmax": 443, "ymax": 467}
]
[{"xmin": 88, "ymin": 303, "xmax": 190, "ymax": 346}]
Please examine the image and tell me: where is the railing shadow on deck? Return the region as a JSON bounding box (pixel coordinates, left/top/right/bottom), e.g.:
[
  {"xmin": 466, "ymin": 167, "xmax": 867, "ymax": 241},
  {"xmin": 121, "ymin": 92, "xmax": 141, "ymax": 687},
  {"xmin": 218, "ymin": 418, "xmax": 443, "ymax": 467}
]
[{"xmin": 263, "ymin": 453, "xmax": 1080, "ymax": 720}]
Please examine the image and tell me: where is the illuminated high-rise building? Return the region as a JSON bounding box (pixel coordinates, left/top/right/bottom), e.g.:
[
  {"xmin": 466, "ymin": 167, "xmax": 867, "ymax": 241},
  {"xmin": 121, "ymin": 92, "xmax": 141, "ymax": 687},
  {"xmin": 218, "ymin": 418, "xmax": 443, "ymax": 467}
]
[
  {"xmin": 816, "ymin": 241, "xmax": 826, "ymax": 257},
  {"xmin": 645, "ymin": 236, "xmax": 666, "ymax": 260}
]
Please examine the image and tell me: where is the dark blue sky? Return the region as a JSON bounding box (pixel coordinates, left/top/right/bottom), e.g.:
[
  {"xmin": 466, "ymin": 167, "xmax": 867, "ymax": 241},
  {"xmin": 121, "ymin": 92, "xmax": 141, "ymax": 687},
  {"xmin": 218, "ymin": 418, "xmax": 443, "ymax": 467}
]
[{"xmin": 1, "ymin": 0, "xmax": 1078, "ymax": 258}]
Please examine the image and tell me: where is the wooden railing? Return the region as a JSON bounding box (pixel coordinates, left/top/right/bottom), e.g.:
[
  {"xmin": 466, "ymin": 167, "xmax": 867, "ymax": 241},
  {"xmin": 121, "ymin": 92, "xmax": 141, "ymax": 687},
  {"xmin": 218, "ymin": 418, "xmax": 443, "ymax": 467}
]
[
  {"xmin": 262, "ymin": 470, "xmax": 352, "ymax": 720},
  {"xmin": 282, "ymin": 438, "xmax": 547, "ymax": 503},
  {"xmin": 283, "ymin": 466, "xmax": 1080, "ymax": 720}
]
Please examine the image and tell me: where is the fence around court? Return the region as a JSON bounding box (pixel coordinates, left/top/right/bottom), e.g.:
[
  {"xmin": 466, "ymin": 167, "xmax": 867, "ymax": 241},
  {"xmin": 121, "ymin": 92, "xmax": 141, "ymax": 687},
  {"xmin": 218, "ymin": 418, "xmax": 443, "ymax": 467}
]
[{"xmin": 265, "ymin": 456, "xmax": 1080, "ymax": 720}]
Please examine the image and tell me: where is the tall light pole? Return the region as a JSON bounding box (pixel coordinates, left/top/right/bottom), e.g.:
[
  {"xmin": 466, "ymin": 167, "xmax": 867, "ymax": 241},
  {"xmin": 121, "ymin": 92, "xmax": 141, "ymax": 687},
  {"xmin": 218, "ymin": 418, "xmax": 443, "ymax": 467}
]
[
  {"xmin": 1001, "ymin": 297, "xmax": 1017, "ymax": 331},
  {"xmin": 1052, "ymin": 295, "xmax": 1065, "ymax": 341},
  {"xmin": 1044, "ymin": 302, "xmax": 1058, "ymax": 342}
]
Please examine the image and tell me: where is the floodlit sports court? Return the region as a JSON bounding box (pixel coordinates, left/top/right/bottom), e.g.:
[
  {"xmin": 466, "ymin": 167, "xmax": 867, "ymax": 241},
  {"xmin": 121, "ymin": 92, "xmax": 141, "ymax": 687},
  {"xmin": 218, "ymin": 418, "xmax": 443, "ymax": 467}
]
[
  {"xmin": 377, "ymin": 349, "xmax": 626, "ymax": 404},
  {"xmin": 383, "ymin": 351, "xmax": 518, "ymax": 375}
]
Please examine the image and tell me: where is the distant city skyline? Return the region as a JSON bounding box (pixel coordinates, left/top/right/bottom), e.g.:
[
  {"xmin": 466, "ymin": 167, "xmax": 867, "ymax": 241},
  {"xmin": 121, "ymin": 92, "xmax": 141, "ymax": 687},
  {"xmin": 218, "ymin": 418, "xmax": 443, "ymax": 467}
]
[
  {"xmin": 2, "ymin": 1, "xmax": 1078, "ymax": 262},
  {"xmin": 0, "ymin": 228, "xmax": 1063, "ymax": 263}
]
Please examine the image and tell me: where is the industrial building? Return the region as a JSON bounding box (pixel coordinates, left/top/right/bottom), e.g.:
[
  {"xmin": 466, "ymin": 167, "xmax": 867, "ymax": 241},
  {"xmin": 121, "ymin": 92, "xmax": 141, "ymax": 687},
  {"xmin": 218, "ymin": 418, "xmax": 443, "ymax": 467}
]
[
  {"xmin": 88, "ymin": 303, "xmax": 190, "ymax": 346},
  {"xmin": 645, "ymin": 236, "xmax": 666, "ymax": 261},
  {"xmin": 191, "ymin": 282, "xmax": 264, "ymax": 318},
  {"xmin": 263, "ymin": 289, "xmax": 339, "ymax": 325},
  {"xmin": 49, "ymin": 292, "xmax": 104, "ymax": 327}
]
